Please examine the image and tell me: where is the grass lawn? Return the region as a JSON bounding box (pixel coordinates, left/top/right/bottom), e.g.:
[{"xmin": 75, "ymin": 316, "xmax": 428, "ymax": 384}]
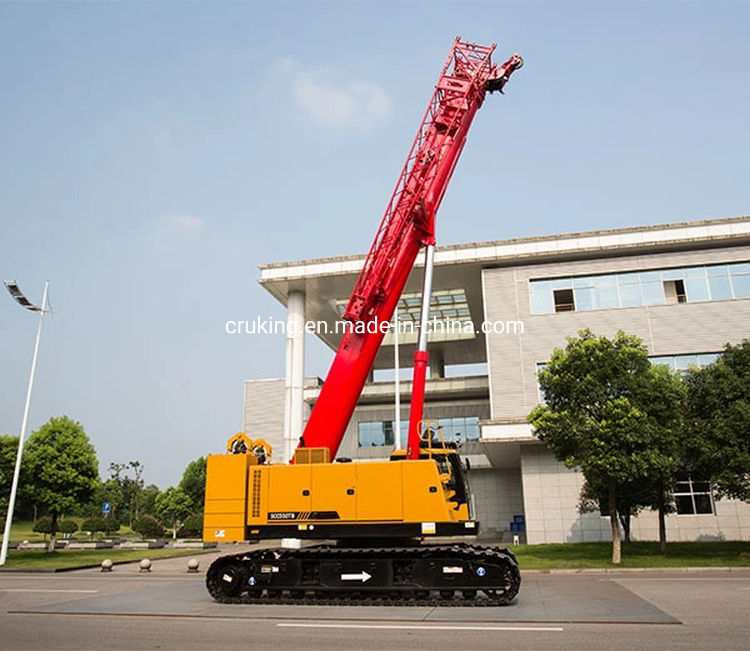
[
  {"xmin": 1, "ymin": 520, "xmax": 203, "ymax": 571},
  {"xmin": 3, "ymin": 519, "xmax": 138, "ymax": 543},
  {"xmin": 513, "ymin": 541, "xmax": 750, "ymax": 570},
  {"xmin": 0, "ymin": 548, "xmax": 209, "ymax": 571}
]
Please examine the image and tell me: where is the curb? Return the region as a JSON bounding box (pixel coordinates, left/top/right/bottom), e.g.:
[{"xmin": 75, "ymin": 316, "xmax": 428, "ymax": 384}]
[{"xmin": 522, "ymin": 566, "xmax": 750, "ymax": 575}]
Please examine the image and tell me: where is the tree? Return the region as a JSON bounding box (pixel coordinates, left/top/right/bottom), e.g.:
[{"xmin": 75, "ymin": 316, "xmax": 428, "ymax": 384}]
[
  {"xmin": 155, "ymin": 487, "xmax": 193, "ymax": 538},
  {"xmin": 33, "ymin": 516, "xmax": 53, "ymax": 540},
  {"xmin": 58, "ymin": 520, "xmax": 79, "ymax": 537},
  {"xmin": 21, "ymin": 416, "xmax": 99, "ymax": 551},
  {"xmin": 179, "ymin": 457, "xmax": 206, "ymax": 512},
  {"xmin": 133, "ymin": 514, "xmax": 164, "ymax": 539},
  {"xmin": 139, "ymin": 484, "xmax": 161, "ymax": 516},
  {"xmin": 81, "ymin": 517, "xmax": 106, "ymax": 539},
  {"xmin": 101, "ymin": 517, "xmax": 121, "ymax": 536},
  {"xmin": 180, "ymin": 513, "xmax": 203, "ymax": 538},
  {"xmin": 528, "ymin": 330, "xmax": 684, "ymax": 563},
  {"xmin": 684, "ymin": 339, "xmax": 750, "ymax": 501},
  {"xmin": 103, "ymin": 461, "xmax": 145, "ymax": 526},
  {"xmin": 0, "ymin": 435, "xmax": 19, "ymax": 502}
]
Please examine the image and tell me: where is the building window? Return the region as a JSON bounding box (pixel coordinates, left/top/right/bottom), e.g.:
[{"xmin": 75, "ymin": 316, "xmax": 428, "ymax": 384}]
[
  {"xmin": 537, "ymin": 354, "xmax": 718, "ymax": 404},
  {"xmin": 553, "ymin": 288, "xmax": 575, "ymax": 312},
  {"xmin": 529, "ymin": 261, "xmax": 750, "ymax": 314},
  {"xmin": 663, "ymin": 279, "xmax": 687, "ymax": 304},
  {"xmin": 649, "ymin": 352, "xmax": 719, "ymax": 373},
  {"xmin": 357, "ymin": 416, "xmax": 480, "ymax": 447},
  {"xmin": 674, "ymin": 472, "xmax": 714, "ymax": 515}
]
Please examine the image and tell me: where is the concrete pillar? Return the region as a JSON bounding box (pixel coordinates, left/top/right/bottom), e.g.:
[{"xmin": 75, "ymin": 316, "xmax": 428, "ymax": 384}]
[
  {"xmin": 430, "ymin": 347, "xmax": 445, "ymax": 379},
  {"xmin": 283, "ymin": 290, "xmax": 305, "ymax": 462}
]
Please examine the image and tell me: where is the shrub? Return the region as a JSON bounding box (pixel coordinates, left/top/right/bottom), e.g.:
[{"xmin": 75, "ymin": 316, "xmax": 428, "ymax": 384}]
[
  {"xmin": 133, "ymin": 514, "xmax": 164, "ymax": 539},
  {"xmin": 33, "ymin": 517, "xmax": 53, "ymax": 535},
  {"xmin": 101, "ymin": 517, "xmax": 121, "ymax": 535},
  {"xmin": 179, "ymin": 514, "xmax": 203, "ymax": 538},
  {"xmin": 58, "ymin": 520, "xmax": 79, "ymax": 535},
  {"xmin": 81, "ymin": 517, "xmax": 106, "ymax": 537}
]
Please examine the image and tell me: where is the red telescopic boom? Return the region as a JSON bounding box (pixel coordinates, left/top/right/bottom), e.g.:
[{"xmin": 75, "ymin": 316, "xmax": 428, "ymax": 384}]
[{"xmin": 299, "ymin": 39, "xmax": 522, "ymax": 460}]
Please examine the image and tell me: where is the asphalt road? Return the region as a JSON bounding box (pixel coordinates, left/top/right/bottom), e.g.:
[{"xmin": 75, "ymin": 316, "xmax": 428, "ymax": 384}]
[{"xmin": 1, "ymin": 550, "xmax": 748, "ymax": 651}]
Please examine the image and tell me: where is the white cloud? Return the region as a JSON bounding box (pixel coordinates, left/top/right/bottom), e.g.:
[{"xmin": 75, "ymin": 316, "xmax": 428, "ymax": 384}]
[
  {"xmin": 164, "ymin": 215, "xmax": 204, "ymax": 232},
  {"xmin": 279, "ymin": 58, "xmax": 393, "ymax": 131}
]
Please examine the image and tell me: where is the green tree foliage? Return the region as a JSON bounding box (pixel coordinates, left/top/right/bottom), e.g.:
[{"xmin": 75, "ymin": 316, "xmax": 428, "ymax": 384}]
[
  {"xmin": 81, "ymin": 517, "xmax": 106, "ymax": 538},
  {"xmin": 139, "ymin": 484, "xmax": 161, "ymax": 516},
  {"xmin": 101, "ymin": 461, "xmax": 145, "ymax": 526},
  {"xmin": 102, "ymin": 517, "xmax": 121, "ymax": 536},
  {"xmin": 684, "ymin": 339, "xmax": 750, "ymax": 501},
  {"xmin": 33, "ymin": 516, "xmax": 53, "ymax": 537},
  {"xmin": 21, "ymin": 417, "xmax": 99, "ymax": 551},
  {"xmin": 58, "ymin": 520, "xmax": 79, "ymax": 536},
  {"xmin": 528, "ymin": 330, "xmax": 684, "ymax": 563},
  {"xmin": 180, "ymin": 513, "xmax": 204, "ymax": 538},
  {"xmin": 179, "ymin": 457, "xmax": 206, "ymax": 512},
  {"xmin": 133, "ymin": 514, "xmax": 164, "ymax": 539},
  {"xmin": 155, "ymin": 487, "xmax": 193, "ymax": 538},
  {"xmin": 0, "ymin": 435, "xmax": 19, "ymax": 500}
]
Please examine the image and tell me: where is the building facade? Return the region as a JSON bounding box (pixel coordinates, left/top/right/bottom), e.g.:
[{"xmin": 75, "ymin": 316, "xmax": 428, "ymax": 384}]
[{"xmin": 245, "ymin": 216, "xmax": 750, "ymax": 543}]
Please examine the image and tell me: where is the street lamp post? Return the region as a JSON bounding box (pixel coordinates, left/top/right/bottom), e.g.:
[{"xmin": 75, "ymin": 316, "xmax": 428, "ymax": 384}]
[{"xmin": 0, "ymin": 280, "xmax": 50, "ymax": 566}]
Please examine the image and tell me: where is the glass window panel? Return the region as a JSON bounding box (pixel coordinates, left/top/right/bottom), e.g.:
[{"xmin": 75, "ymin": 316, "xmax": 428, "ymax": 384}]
[
  {"xmin": 694, "ymin": 494, "xmax": 713, "ymax": 514},
  {"xmin": 707, "ymin": 264, "xmax": 728, "ymax": 277},
  {"xmin": 551, "ymin": 278, "xmax": 572, "ymax": 290},
  {"xmin": 358, "ymin": 423, "xmax": 370, "ymax": 446},
  {"xmin": 698, "ymin": 354, "xmax": 719, "ymax": 366},
  {"xmin": 594, "ymin": 274, "xmax": 617, "ymax": 287},
  {"xmin": 573, "ymin": 276, "xmax": 595, "ymax": 288},
  {"xmin": 650, "ymin": 356, "xmax": 674, "ymax": 368},
  {"xmin": 675, "ymin": 495, "xmax": 694, "ymax": 514},
  {"xmin": 641, "ymin": 282, "xmax": 665, "ymax": 305},
  {"xmin": 728, "ymin": 263, "xmax": 750, "ymax": 275},
  {"xmin": 675, "ymin": 481, "xmax": 691, "ymax": 493},
  {"xmin": 530, "ymin": 280, "xmax": 551, "ymax": 291},
  {"xmin": 660, "ymin": 268, "xmax": 685, "ymax": 280},
  {"xmin": 436, "ymin": 295, "xmax": 453, "ymax": 304},
  {"xmin": 618, "ymin": 272, "xmax": 640, "ymax": 284},
  {"xmin": 595, "ymin": 285, "xmax": 620, "ymax": 309},
  {"xmin": 383, "ymin": 421, "xmax": 395, "ymax": 446},
  {"xmin": 639, "ymin": 271, "xmax": 661, "ymax": 283},
  {"xmin": 683, "ymin": 266, "xmax": 707, "ymax": 279},
  {"xmin": 466, "ymin": 421, "xmax": 480, "ymax": 441},
  {"xmin": 573, "ymin": 287, "xmax": 595, "ymax": 311},
  {"xmin": 731, "ymin": 273, "xmax": 750, "ymax": 298},
  {"xmin": 457, "ymin": 308, "xmax": 470, "ymax": 317},
  {"xmin": 531, "ymin": 291, "xmax": 555, "ymax": 314},
  {"xmin": 675, "ymin": 355, "xmax": 698, "ymax": 370},
  {"xmin": 692, "ymin": 480, "xmax": 711, "ymax": 493},
  {"xmin": 684, "ymin": 277, "xmax": 710, "ymax": 302},
  {"xmin": 708, "ymin": 275, "xmax": 732, "ymax": 300},
  {"xmin": 619, "ymin": 283, "xmax": 642, "ymax": 307}
]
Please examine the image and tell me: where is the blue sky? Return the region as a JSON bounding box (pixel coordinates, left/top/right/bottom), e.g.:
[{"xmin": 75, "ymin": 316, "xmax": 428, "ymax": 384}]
[{"xmin": 1, "ymin": 1, "xmax": 748, "ymax": 489}]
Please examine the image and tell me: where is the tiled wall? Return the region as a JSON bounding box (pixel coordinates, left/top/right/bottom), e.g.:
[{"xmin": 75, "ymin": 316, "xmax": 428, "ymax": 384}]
[{"xmin": 521, "ymin": 443, "xmax": 750, "ymax": 543}]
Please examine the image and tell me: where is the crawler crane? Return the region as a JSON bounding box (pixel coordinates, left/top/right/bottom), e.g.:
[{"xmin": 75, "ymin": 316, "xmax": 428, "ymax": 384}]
[{"xmin": 204, "ymin": 38, "xmax": 523, "ymax": 606}]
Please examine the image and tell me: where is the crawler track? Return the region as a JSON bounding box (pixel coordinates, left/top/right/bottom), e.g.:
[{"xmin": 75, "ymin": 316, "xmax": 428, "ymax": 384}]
[{"xmin": 206, "ymin": 542, "xmax": 520, "ymax": 606}]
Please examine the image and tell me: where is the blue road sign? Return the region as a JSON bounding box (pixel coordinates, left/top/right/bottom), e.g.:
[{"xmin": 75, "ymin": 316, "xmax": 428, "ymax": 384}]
[{"xmin": 102, "ymin": 502, "xmax": 111, "ymax": 515}]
